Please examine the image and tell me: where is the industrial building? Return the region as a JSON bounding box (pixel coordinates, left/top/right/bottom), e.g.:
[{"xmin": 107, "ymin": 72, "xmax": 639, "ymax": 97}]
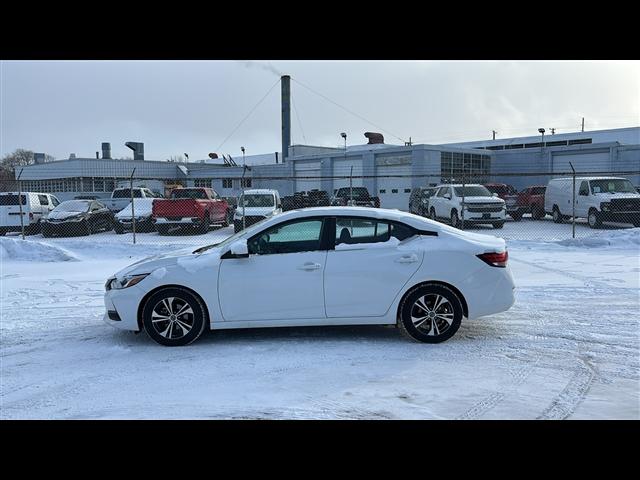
[{"xmin": 13, "ymin": 75, "xmax": 640, "ymax": 208}]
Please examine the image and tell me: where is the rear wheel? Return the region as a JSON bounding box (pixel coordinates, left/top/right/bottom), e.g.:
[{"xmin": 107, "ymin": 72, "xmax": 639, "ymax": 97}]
[
  {"xmin": 588, "ymin": 209, "xmax": 602, "ymax": 229},
  {"xmin": 156, "ymin": 225, "xmax": 170, "ymax": 235},
  {"xmin": 510, "ymin": 211, "xmax": 522, "ymax": 221},
  {"xmin": 532, "ymin": 205, "xmax": 545, "ymax": 220},
  {"xmin": 397, "ymin": 284, "xmax": 464, "ymax": 344},
  {"xmin": 82, "ymin": 220, "xmax": 92, "ymax": 236},
  {"xmin": 493, "ymin": 222, "xmax": 505, "ymax": 229},
  {"xmin": 552, "ymin": 206, "xmax": 563, "ymax": 223},
  {"xmin": 234, "ymin": 220, "xmax": 243, "ymax": 233},
  {"xmin": 142, "ymin": 287, "xmax": 207, "ymax": 346},
  {"xmin": 197, "ymin": 213, "xmax": 210, "ymax": 234},
  {"xmin": 114, "ymin": 223, "xmax": 125, "ymax": 234}
]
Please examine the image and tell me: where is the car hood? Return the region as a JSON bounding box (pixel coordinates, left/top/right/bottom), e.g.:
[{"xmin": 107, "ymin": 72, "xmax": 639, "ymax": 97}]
[
  {"xmin": 113, "ymin": 245, "xmax": 224, "ymax": 278},
  {"xmin": 461, "ymin": 196, "xmax": 505, "ymax": 204},
  {"xmin": 47, "ymin": 210, "xmax": 86, "ymax": 220},
  {"xmin": 235, "ymin": 206, "xmax": 275, "ymax": 217},
  {"xmin": 593, "ymin": 192, "xmax": 640, "ymax": 200},
  {"xmin": 115, "ymin": 199, "xmax": 155, "ymax": 219}
]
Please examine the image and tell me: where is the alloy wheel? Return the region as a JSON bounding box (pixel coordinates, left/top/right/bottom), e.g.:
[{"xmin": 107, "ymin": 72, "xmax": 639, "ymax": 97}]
[
  {"xmin": 151, "ymin": 296, "xmax": 195, "ymax": 340},
  {"xmin": 410, "ymin": 294, "xmax": 455, "ymax": 337}
]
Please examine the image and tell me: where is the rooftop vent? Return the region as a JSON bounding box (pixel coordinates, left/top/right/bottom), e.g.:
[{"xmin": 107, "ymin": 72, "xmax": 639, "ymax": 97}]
[
  {"xmin": 101, "ymin": 142, "xmax": 112, "ymax": 159},
  {"xmin": 364, "ymin": 132, "xmax": 384, "ymax": 144},
  {"xmin": 125, "ymin": 142, "xmax": 144, "ymax": 160}
]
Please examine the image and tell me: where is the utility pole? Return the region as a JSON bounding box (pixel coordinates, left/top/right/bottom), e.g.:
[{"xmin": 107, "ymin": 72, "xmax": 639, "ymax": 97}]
[
  {"xmin": 241, "ymin": 147, "xmax": 246, "ymax": 231},
  {"xmin": 17, "ymin": 168, "xmax": 25, "ymax": 240},
  {"xmin": 550, "ymin": 128, "xmax": 555, "ymax": 135},
  {"xmin": 492, "ymin": 130, "xmax": 497, "ymax": 141},
  {"xmin": 569, "ymin": 162, "xmax": 576, "ymax": 239},
  {"xmin": 581, "ymin": 117, "xmax": 585, "ymax": 132},
  {"xmin": 130, "ymin": 168, "xmax": 136, "ymax": 245}
]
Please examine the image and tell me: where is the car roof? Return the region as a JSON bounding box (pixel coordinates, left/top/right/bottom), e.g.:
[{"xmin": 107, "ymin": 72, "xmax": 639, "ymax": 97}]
[{"xmin": 241, "ymin": 189, "xmax": 278, "ymax": 194}]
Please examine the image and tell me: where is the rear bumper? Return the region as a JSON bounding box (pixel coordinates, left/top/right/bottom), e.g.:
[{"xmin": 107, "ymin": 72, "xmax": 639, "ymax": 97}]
[
  {"xmin": 465, "ymin": 266, "xmax": 516, "ymax": 319},
  {"xmin": 116, "ymin": 218, "xmax": 155, "ymax": 231},
  {"xmin": 153, "ymin": 217, "xmax": 205, "ymax": 225}
]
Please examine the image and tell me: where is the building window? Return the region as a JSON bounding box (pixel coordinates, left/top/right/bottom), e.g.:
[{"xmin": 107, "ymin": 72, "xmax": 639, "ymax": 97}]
[
  {"xmin": 194, "ymin": 178, "xmax": 211, "ymax": 188},
  {"xmin": 241, "ymin": 178, "xmax": 252, "ymax": 188},
  {"xmin": 222, "ymin": 178, "xmax": 233, "ymax": 189},
  {"xmin": 568, "ymin": 138, "xmax": 592, "ymax": 145},
  {"xmin": 379, "ymin": 189, "xmax": 386, "ymax": 194},
  {"xmin": 404, "ymin": 188, "xmax": 411, "ymax": 193},
  {"xmin": 391, "ymin": 189, "xmax": 398, "ymax": 193}
]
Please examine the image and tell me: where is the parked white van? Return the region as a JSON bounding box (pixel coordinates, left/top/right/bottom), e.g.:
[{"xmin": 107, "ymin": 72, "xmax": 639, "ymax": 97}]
[
  {"xmin": 0, "ymin": 192, "xmax": 60, "ymax": 235},
  {"xmin": 545, "ymin": 177, "xmax": 640, "ymax": 228},
  {"xmin": 234, "ymin": 189, "xmax": 282, "ymax": 233}
]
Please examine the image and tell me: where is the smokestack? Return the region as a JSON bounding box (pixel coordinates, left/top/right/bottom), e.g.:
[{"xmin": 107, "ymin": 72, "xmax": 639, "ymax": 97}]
[
  {"xmin": 101, "ymin": 142, "xmax": 112, "ymax": 159},
  {"xmin": 281, "ymin": 75, "xmax": 291, "ymax": 163},
  {"xmin": 34, "ymin": 153, "xmax": 45, "ymax": 164},
  {"xmin": 125, "ymin": 141, "xmax": 144, "ymax": 160}
]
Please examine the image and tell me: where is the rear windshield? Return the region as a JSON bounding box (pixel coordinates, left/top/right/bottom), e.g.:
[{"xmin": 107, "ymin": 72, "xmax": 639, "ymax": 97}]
[
  {"xmin": 171, "ymin": 189, "xmax": 208, "ymax": 199},
  {"xmin": 0, "ymin": 194, "xmax": 26, "ymax": 206},
  {"xmin": 55, "ymin": 200, "xmax": 90, "ymax": 212},
  {"xmin": 113, "ymin": 189, "xmax": 143, "ymax": 198},
  {"xmin": 454, "ymin": 186, "xmax": 492, "ymax": 197},
  {"xmin": 530, "ymin": 187, "xmax": 546, "ymax": 195}
]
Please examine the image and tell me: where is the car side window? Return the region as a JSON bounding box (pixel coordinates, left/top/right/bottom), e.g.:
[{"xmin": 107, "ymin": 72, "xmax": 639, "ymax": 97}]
[
  {"xmin": 335, "ymin": 217, "xmax": 414, "ymax": 246},
  {"xmin": 248, "ymin": 219, "xmax": 324, "ymax": 255},
  {"xmin": 579, "ymin": 181, "xmax": 589, "ymax": 196},
  {"xmin": 38, "ymin": 194, "xmax": 49, "ymax": 206}
]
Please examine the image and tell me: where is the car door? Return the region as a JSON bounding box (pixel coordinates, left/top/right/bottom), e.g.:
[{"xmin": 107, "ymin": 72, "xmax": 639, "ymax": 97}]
[
  {"xmin": 218, "ymin": 217, "xmax": 328, "ymax": 322},
  {"xmin": 324, "ymin": 217, "xmax": 424, "ymax": 318},
  {"xmin": 577, "ymin": 181, "xmax": 589, "ymax": 217},
  {"xmin": 435, "ymin": 187, "xmax": 451, "ymax": 218}
]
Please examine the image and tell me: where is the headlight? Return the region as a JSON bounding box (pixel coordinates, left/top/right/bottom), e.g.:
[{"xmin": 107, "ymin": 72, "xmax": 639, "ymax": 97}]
[
  {"xmin": 600, "ymin": 202, "xmax": 611, "ymax": 211},
  {"xmin": 108, "ymin": 273, "xmax": 149, "ymax": 290}
]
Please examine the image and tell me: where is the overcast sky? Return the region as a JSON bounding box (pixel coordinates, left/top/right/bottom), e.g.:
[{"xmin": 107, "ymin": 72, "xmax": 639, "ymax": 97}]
[{"xmin": 1, "ymin": 60, "xmax": 639, "ymax": 161}]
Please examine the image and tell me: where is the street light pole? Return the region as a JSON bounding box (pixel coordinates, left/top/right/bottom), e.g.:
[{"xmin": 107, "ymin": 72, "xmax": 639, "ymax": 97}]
[
  {"xmin": 341, "ymin": 132, "xmax": 350, "ymax": 204},
  {"xmin": 241, "ymin": 146, "xmax": 246, "ymax": 231}
]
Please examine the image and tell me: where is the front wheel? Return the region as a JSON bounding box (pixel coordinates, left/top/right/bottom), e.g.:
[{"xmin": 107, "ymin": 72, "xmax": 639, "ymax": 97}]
[
  {"xmin": 552, "ymin": 206, "xmax": 563, "ymax": 224},
  {"xmin": 429, "ymin": 208, "xmax": 437, "ymax": 221},
  {"xmin": 450, "ymin": 210, "xmax": 461, "ymax": 229},
  {"xmin": 397, "ymin": 284, "xmax": 464, "ymax": 344},
  {"xmin": 141, "ymin": 287, "xmax": 207, "ymax": 346},
  {"xmin": 493, "ymin": 222, "xmax": 505, "ymax": 229},
  {"xmin": 588, "ymin": 209, "xmax": 602, "ymax": 229},
  {"xmin": 233, "ymin": 220, "xmax": 243, "ymax": 233}
]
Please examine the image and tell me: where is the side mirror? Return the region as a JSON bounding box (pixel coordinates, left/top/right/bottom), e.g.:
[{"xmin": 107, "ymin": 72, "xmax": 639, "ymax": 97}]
[{"xmin": 223, "ymin": 240, "xmax": 249, "ymax": 259}]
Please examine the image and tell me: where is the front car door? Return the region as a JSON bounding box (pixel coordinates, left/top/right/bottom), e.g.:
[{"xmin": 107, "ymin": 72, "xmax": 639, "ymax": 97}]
[
  {"xmin": 324, "ymin": 216, "xmax": 424, "ymax": 318},
  {"xmin": 218, "ymin": 217, "xmax": 329, "ymax": 321},
  {"xmin": 577, "ymin": 180, "xmax": 589, "ymax": 217}
]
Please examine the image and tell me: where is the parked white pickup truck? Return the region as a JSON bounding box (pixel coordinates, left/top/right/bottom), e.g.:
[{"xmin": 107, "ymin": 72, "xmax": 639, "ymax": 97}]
[{"xmin": 105, "ymin": 187, "xmax": 159, "ymax": 213}]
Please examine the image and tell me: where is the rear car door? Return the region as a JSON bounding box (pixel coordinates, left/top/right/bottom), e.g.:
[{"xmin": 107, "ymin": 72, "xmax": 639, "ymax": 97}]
[{"xmin": 324, "ymin": 217, "xmax": 424, "ymax": 317}]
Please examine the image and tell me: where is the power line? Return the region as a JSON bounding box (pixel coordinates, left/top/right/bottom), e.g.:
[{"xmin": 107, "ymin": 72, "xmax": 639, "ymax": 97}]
[
  {"xmin": 291, "ymin": 77, "xmax": 406, "ymax": 144},
  {"xmin": 215, "ymin": 78, "xmax": 281, "ymax": 152},
  {"xmin": 291, "ymin": 96, "xmax": 308, "ymax": 144}
]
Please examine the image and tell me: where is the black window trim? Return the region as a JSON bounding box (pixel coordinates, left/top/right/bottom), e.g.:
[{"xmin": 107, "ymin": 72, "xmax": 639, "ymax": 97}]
[{"xmin": 245, "ymin": 215, "xmax": 331, "ymax": 256}]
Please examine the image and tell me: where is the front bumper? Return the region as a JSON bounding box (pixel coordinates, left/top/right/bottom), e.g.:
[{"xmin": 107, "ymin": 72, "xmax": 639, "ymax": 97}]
[
  {"xmin": 461, "ymin": 211, "xmax": 506, "ymax": 223},
  {"xmin": 600, "ymin": 211, "xmax": 640, "ymax": 224},
  {"xmin": 41, "ymin": 220, "xmax": 87, "ymax": 236},
  {"xmin": 103, "ymin": 283, "xmax": 145, "ymax": 332}
]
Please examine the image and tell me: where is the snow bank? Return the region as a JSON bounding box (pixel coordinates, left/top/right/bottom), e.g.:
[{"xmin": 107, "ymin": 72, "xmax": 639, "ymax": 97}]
[
  {"xmin": 556, "ymin": 228, "xmax": 640, "ymax": 249},
  {"xmin": 0, "ymin": 237, "xmax": 79, "ymax": 262}
]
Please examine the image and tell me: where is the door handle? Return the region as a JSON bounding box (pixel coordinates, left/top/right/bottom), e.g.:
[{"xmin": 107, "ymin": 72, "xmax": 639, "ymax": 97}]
[
  {"xmin": 395, "ymin": 254, "xmax": 418, "ymax": 264},
  {"xmin": 298, "ymin": 262, "xmax": 322, "ymax": 271}
]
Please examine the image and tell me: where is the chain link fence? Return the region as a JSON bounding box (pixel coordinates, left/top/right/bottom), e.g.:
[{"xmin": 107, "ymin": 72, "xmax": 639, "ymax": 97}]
[{"xmin": 1, "ymin": 168, "xmax": 639, "ymax": 250}]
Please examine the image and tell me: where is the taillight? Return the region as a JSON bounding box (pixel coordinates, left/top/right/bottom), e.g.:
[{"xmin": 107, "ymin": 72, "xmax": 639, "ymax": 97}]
[
  {"xmin": 29, "ymin": 212, "xmax": 34, "ymax": 220},
  {"xmin": 477, "ymin": 251, "xmax": 508, "ymax": 268}
]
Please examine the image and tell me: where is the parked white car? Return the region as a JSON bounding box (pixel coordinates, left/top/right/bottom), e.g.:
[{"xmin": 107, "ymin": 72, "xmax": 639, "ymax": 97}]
[
  {"xmin": 104, "ymin": 207, "xmax": 515, "ymax": 346},
  {"xmin": 428, "ymin": 184, "xmax": 506, "ymax": 229},
  {"xmin": 545, "ymin": 176, "xmax": 640, "ymax": 228},
  {"xmin": 0, "ymin": 192, "xmax": 60, "ymax": 236},
  {"xmin": 234, "ymin": 189, "xmax": 282, "ymax": 232},
  {"xmin": 106, "ymin": 187, "xmax": 158, "ymax": 213},
  {"xmin": 114, "ymin": 198, "xmax": 156, "ymax": 233}
]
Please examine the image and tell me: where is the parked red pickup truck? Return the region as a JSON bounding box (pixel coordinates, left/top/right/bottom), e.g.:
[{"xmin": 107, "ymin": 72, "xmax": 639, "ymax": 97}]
[
  {"xmin": 505, "ymin": 185, "xmax": 546, "ymax": 221},
  {"xmin": 152, "ymin": 188, "xmax": 231, "ymax": 235}
]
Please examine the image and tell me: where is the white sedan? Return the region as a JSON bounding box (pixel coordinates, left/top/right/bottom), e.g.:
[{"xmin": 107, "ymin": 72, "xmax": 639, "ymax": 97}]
[{"xmin": 104, "ymin": 207, "xmax": 515, "ymax": 346}]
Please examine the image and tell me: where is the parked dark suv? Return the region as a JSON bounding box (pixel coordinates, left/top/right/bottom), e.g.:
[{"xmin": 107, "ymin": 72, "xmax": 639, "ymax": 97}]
[{"xmin": 409, "ymin": 187, "xmax": 438, "ymax": 217}]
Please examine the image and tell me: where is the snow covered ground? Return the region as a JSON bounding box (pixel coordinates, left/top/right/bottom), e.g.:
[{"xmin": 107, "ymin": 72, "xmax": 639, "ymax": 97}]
[{"xmin": 1, "ymin": 221, "xmax": 638, "ymax": 419}]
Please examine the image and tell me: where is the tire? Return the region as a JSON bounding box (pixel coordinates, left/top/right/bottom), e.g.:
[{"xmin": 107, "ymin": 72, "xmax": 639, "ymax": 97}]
[
  {"xmin": 234, "ymin": 220, "xmax": 243, "ymax": 233},
  {"xmin": 493, "ymin": 222, "xmax": 505, "ymax": 229},
  {"xmin": 532, "ymin": 205, "xmax": 545, "ymax": 220},
  {"xmin": 510, "ymin": 211, "xmax": 522, "ymax": 222},
  {"xmin": 450, "ymin": 210, "xmax": 460, "ymax": 229},
  {"xmin": 552, "ymin": 206, "xmax": 563, "ymax": 224},
  {"xmin": 82, "ymin": 220, "xmax": 92, "ymax": 236},
  {"xmin": 114, "ymin": 224, "xmax": 125, "ymax": 234},
  {"xmin": 222, "ymin": 210, "xmax": 231, "ymax": 227},
  {"xmin": 429, "ymin": 208, "xmax": 437, "ymax": 221},
  {"xmin": 141, "ymin": 287, "xmax": 208, "ymax": 347},
  {"xmin": 41, "ymin": 227, "xmax": 53, "ymax": 238},
  {"xmin": 198, "ymin": 213, "xmax": 210, "ymax": 234},
  {"xmin": 156, "ymin": 225, "xmax": 169, "ymax": 235},
  {"xmin": 588, "ymin": 209, "xmax": 602, "ymax": 229},
  {"xmin": 397, "ymin": 283, "xmax": 464, "ymax": 344}
]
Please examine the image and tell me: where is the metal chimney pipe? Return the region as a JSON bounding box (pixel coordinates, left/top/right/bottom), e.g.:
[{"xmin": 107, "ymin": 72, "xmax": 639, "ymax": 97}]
[
  {"xmin": 101, "ymin": 142, "xmax": 112, "ymax": 159},
  {"xmin": 281, "ymin": 75, "xmax": 291, "ymax": 163}
]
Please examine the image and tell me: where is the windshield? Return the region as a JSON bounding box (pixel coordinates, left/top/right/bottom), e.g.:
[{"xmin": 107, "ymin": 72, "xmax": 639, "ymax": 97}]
[
  {"xmin": 192, "ymin": 216, "xmax": 273, "ymax": 254},
  {"xmin": 240, "ymin": 194, "xmax": 275, "ymax": 207},
  {"xmin": 589, "ymin": 179, "xmax": 636, "ymax": 194},
  {"xmin": 55, "ymin": 200, "xmax": 90, "ymax": 212},
  {"xmin": 454, "ymin": 186, "xmax": 492, "ymax": 197},
  {"xmin": 336, "ymin": 187, "xmax": 368, "ymax": 198},
  {"xmin": 171, "ymin": 189, "xmax": 208, "ymax": 199}
]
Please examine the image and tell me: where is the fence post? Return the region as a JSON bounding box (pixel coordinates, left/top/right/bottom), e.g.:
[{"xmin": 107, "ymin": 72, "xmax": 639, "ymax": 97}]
[
  {"xmin": 17, "ymin": 168, "xmax": 25, "ymax": 240},
  {"xmin": 349, "ymin": 166, "xmax": 353, "ymax": 205},
  {"xmin": 569, "ymin": 162, "xmax": 576, "ymax": 239},
  {"xmin": 461, "ymin": 171, "xmax": 466, "ymax": 230},
  {"xmin": 130, "ymin": 168, "xmax": 136, "ymax": 245}
]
